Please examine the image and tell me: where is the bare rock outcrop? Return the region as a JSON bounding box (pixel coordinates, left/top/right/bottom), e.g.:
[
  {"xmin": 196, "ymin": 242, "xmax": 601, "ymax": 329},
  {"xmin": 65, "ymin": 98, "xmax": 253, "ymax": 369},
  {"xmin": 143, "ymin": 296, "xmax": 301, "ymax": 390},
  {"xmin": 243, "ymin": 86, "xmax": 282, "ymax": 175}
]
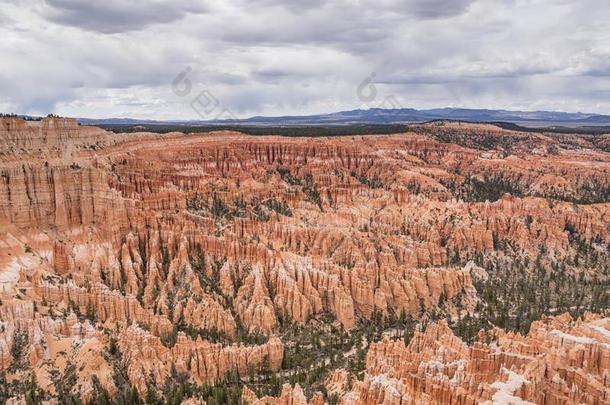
[
  {"xmin": 1, "ymin": 117, "xmax": 608, "ymax": 402},
  {"xmin": 118, "ymin": 325, "xmax": 283, "ymax": 393},
  {"xmin": 340, "ymin": 314, "xmax": 610, "ymax": 404}
]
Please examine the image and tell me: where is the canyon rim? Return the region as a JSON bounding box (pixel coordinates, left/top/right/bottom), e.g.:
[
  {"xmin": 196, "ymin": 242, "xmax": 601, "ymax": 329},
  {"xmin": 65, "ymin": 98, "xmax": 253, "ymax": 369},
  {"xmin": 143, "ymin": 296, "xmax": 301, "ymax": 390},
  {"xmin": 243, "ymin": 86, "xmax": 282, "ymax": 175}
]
[{"xmin": 0, "ymin": 117, "xmax": 608, "ymax": 404}]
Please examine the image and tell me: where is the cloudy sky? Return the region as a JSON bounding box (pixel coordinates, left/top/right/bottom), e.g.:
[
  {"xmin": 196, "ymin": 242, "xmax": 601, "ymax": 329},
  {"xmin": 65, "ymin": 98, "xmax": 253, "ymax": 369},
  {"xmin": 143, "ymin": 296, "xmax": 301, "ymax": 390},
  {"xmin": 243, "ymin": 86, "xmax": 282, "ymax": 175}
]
[{"xmin": 1, "ymin": 0, "xmax": 609, "ymax": 119}]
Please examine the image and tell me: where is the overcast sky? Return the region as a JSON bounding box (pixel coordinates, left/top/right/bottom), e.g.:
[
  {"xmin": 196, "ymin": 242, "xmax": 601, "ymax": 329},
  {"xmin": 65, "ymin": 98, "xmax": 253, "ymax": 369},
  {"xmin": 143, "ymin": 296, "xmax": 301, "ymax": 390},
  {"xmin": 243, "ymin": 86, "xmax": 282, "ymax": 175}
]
[{"xmin": 1, "ymin": 0, "xmax": 609, "ymax": 119}]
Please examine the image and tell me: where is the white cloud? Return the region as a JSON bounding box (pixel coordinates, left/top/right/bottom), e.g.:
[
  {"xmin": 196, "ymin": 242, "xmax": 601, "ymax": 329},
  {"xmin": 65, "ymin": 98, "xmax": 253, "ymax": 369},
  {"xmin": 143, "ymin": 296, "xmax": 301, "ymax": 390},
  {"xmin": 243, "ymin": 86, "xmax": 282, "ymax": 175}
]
[{"xmin": 0, "ymin": 0, "xmax": 609, "ymax": 118}]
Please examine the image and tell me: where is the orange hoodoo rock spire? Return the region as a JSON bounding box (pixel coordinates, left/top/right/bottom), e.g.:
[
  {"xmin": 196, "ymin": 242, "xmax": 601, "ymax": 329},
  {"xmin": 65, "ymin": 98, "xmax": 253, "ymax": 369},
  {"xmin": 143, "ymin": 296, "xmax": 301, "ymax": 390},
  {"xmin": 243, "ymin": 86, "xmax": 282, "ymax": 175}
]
[{"xmin": 0, "ymin": 117, "xmax": 608, "ymax": 403}]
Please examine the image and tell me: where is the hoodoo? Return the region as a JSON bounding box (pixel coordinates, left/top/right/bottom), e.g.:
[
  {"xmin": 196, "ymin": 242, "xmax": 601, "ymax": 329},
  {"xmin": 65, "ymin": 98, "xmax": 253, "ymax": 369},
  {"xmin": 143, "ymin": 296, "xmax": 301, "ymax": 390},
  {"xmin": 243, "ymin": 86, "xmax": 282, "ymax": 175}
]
[{"xmin": 0, "ymin": 118, "xmax": 608, "ymax": 403}]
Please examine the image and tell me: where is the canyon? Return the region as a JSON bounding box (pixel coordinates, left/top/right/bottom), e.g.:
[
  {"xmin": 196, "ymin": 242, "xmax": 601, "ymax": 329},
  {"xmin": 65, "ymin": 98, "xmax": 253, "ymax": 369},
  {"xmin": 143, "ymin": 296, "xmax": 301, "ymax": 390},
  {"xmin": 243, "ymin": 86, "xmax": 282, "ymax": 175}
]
[{"xmin": 0, "ymin": 117, "xmax": 608, "ymax": 404}]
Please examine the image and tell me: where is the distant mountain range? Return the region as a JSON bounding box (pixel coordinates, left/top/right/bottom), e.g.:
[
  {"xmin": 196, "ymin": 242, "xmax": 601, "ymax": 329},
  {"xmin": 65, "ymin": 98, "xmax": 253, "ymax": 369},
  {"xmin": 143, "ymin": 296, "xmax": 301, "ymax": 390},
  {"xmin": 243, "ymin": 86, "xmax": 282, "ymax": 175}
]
[{"xmin": 78, "ymin": 107, "xmax": 610, "ymax": 128}]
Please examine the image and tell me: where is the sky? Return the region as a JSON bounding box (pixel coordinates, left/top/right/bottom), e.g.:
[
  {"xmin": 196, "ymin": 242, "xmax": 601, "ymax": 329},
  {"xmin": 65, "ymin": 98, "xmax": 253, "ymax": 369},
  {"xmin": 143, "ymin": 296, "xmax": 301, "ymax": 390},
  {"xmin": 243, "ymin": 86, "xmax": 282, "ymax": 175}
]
[{"xmin": 1, "ymin": 0, "xmax": 609, "ymax": 120}]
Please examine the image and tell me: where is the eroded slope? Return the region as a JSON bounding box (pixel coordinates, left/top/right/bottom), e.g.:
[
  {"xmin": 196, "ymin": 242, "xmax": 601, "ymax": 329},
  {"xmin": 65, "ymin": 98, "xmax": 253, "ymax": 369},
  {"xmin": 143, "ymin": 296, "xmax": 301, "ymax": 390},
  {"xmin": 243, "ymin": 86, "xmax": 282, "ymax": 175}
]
[{"xmin": 0, "ymin": 118, "xmax": 608, "ymax": 404}]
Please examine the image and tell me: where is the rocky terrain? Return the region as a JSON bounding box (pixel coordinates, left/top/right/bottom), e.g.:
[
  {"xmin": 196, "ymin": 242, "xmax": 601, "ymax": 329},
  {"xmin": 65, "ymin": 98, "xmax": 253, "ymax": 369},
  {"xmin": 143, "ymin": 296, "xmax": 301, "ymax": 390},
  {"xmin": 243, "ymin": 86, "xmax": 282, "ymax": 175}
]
[{"xmin": 0, "ymin": 117, "xmax": 608, "ymax": 404}]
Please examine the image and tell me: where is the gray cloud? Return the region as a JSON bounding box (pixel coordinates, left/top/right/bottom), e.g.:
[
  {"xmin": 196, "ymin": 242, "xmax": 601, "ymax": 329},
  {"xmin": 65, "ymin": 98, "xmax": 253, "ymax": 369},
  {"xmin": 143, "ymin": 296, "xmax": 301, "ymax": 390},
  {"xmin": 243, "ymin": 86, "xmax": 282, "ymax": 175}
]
[
  {"xmin": 0, "ymin": 0, "xmax": 609, "ymax": 118},
  {"xmin": 44, "ymin": 0, "xmax": 207, "ymax": 33},
  {"xmin": 374, "ymin": 0, "xmax": 476, "ymax": 19}
]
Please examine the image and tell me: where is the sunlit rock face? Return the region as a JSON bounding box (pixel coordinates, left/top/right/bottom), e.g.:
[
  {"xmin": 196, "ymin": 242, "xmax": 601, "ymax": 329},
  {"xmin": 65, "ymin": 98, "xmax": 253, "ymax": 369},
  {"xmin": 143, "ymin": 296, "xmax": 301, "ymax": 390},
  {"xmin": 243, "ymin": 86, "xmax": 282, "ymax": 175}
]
[
  {"xmin": 0, "ymin": 118, "xmax": 608, "ymax": 402},
  {"xmin": 341, "ymin": 313, "xmax": 610, "ymax": 405}
]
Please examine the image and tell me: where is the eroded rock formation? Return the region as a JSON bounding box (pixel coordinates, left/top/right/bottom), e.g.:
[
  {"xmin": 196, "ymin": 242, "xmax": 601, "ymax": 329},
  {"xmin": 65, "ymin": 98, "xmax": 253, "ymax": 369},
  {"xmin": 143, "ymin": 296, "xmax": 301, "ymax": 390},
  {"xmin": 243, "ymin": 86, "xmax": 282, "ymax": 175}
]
[
  {"xmin": 0, "ymin": 117, "xmax": 608, "ymax": 402},
  {"xmin": 339, "ymin": 313, "xmax": 610, "ymax": 404}
]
